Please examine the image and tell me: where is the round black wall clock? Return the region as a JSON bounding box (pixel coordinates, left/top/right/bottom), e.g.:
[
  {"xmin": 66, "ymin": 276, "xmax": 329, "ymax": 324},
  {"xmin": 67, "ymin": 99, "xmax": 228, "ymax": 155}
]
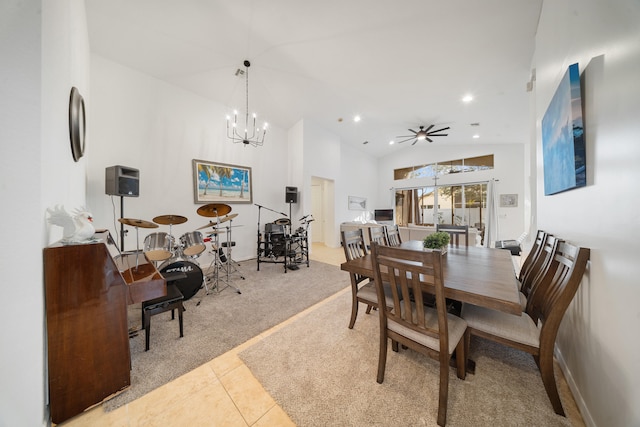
[{"xmin": 69, "ymin": 87, "xmax": 86, "ymax": 162}]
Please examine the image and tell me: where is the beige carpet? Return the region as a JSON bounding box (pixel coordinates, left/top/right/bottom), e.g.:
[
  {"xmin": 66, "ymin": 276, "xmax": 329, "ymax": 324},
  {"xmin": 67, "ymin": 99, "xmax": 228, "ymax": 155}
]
[{"xmin": 240, "ymin": 290, "xmax": 576, "ymax": 427}]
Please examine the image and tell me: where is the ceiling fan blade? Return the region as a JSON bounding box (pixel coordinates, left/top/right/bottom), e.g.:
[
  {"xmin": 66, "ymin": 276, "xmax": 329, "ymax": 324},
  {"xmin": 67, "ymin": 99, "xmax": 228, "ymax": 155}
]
[
  {"xmin": 426, "ymin": 137, "xmax": 433, "ymax": 143},
  {"xmin": 424, "ymin": 124, "xmax": 435, "ymax": 132},
  {"xmin": 428, "ymin": 126, "xmax": 450, "ymax": 134},
  {"xmin": 396, "ymin": 137, "xmax": 416, "ymax": 144},
  {"xmin": 407, "ymin": 129, "xmax": 418, "ymax": 134},
  {"xmin": 427, "ymin": 133, "xmax": 448, "ymax": 137},
  {"xmin": 396, "ymin": 135, "xmax": 414, "ymax": 138},
  {"xmin": 411, "ymin": 139, "xmax": 419, "ymax": 146}
]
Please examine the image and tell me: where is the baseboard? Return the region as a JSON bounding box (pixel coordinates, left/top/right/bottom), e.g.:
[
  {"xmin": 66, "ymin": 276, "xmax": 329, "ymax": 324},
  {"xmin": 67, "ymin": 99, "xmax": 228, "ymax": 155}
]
[{"xmin": 555, "ymin": 346, "xmax": 596, "ymax": 427}]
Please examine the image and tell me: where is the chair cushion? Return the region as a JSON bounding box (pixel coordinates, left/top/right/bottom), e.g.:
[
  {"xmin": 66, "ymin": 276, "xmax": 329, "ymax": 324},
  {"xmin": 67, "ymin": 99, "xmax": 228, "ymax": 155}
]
[
  {"xmin": 143, "ymin": 284, "xmax": 184, "ymax": 308},
  {"xmin": 519, "ymin": 291, "xmax": 527, "ymax": 310},
  {"xmin": 461, "ymin": 303, "xmax": 540, "ymax": 348},
  {"xmin": 387, "ymin": 304, "xmax": 467, "ymax": 355},
  {"xmin": 357, "ymin": 280, "xmax": 396, "ymax": 308}
]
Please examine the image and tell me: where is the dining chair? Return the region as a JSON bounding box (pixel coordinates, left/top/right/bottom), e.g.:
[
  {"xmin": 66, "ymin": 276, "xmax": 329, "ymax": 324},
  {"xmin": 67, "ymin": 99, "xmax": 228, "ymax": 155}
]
[
  {"xmin": 436, "ymin": 224, "xmax": 469, "ymax": 247},
  {"xmin": 341, "ymin": 229, "xmax": 394, "ymax": 329},
  {"xmin": 384, "ymin": 224, "xmax": 402, "ymax": 247},
  {"xmin": 517, "ymin": 230, "xmax": 548, "ymax": 290},
  {"xmin": 518, "ymin": 234, "xmax": 562, "ymax": 310},
  {"xmin": 367, "ymin": 225, "xmax": 388, "ymax": 248},
  {"xmin": 370, "ymin": 242, "xmax": 467, "ymax": 426},
  {"xmin": 461, "ymin": 241, "xmax": 590, "ymax": 417}
]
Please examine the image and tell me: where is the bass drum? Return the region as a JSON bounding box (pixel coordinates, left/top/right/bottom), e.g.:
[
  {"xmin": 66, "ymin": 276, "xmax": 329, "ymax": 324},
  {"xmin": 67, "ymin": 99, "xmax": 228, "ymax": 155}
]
[{"xmin": 159, "ymin": 258, "xmax": 203, "ymax": 301}]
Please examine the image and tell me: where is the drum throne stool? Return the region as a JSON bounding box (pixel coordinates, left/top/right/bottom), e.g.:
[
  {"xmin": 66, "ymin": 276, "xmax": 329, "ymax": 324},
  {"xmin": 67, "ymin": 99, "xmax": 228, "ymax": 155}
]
[{"xmin": 141, "ymin": 283, "xmax": 185, "ymax": 351}]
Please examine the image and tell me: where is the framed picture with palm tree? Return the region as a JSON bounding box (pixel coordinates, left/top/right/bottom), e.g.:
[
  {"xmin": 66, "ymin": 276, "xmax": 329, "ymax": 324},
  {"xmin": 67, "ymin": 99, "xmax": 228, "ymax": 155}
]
[{"xmin": 192, "ymin": 159, "xmax": 253, "ymax": 204}]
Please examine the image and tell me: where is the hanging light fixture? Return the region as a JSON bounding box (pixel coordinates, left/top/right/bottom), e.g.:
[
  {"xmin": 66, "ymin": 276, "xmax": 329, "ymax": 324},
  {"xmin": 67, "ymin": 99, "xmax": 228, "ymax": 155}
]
[{"xmin": 226, "ymin": 60, "xmax": 267, "ymax": 147}]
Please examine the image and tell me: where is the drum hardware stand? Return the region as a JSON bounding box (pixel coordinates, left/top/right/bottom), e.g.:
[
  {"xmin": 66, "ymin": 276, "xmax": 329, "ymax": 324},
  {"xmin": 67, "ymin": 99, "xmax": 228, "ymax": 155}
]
[
  {"xmin": 203, "ymin": 229, "xmax": 242, "ymax": 295},
  {"xmin": 287, "ymin": 216, "xmax": 312, "ymax": 270},
  {"xmin": 219, "ymin": 219, "xmax": 245, "ymax": 281},
  {"xmin": 203, "ymin": 218, "xmax": 223, "ymax": 293}
]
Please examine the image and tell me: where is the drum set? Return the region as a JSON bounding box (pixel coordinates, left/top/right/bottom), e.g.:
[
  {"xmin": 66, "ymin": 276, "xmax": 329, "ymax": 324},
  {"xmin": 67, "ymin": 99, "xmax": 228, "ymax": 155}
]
[
  {"xmin": 117, "ymin": 203, "xmax": 243, "ymax": 300},
  {"xmin": 256, "ymin": 208, "xmax": 312, "ymax": 273}
]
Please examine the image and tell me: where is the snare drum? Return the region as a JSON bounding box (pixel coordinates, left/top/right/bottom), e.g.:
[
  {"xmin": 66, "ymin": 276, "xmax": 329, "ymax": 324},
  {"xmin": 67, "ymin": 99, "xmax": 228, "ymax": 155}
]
[
  {"xmin": 143, "ymin": 232, "xmax": 173, "ymax": 261},
  {"xmin": 180, "ymin": 231, "xmax": 206, "ymax": 257}
]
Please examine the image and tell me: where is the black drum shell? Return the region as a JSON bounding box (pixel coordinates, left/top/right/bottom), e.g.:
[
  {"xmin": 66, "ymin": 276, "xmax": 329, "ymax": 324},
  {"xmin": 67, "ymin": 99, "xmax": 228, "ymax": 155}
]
[{"xmin": 159, "ymin": 258, "xmax": 203, "ymax": 300}]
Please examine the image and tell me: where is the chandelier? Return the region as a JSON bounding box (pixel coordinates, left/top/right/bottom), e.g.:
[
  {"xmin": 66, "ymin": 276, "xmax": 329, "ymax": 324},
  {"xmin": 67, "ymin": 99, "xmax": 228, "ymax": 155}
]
[{"xmin": 226, "ymin": 60, "xmax": 267, "ymax": 147}]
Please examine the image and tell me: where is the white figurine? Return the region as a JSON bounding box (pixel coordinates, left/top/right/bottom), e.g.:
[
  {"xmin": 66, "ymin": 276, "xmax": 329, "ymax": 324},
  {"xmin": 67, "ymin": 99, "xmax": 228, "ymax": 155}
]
[{"xmin": 47, "ymin": 205, "xmax": 96, "ymax": 243}]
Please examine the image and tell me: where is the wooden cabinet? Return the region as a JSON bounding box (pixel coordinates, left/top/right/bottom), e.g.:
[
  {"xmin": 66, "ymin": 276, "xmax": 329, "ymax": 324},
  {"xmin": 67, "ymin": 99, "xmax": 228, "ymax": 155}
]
[{"xmin": 44, "ymin": 233, "xmax": 131, "ymax": 424}]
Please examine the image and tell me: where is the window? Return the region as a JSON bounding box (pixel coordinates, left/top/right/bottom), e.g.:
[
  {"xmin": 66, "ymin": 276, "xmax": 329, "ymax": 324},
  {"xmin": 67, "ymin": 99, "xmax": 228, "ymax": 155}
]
[
  {"xmin": 393, "ymin": 155, "xmax": 493, "ymax": 180},
  {"xmin": 394, "ymin": 182, "xmax": 487, "ymax": 229}
]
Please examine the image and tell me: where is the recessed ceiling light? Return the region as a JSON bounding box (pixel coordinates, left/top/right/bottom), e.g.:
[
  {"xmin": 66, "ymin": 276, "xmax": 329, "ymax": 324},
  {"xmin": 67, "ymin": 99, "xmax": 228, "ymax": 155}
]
[
  {"xmin": 462, "ymin": 94, "xmax": 473, "ymax": 103},
  {"xmin": 389, "ymin": 140, "xmax": 395, "ymax": 145},
  {"xmin": 354, "ymin": 115, "xmax": 361, "ymax": 122},
  {"xmin": 473, "ymin": 134, "xmax": 480, "ymax": 139}
]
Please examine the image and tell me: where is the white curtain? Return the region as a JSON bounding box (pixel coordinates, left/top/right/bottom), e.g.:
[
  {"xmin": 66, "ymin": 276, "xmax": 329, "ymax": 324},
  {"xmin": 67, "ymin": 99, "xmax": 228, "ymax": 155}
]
[{"xmin": 483, "ymin": 179, "xmax": 499, "ymax": 247}]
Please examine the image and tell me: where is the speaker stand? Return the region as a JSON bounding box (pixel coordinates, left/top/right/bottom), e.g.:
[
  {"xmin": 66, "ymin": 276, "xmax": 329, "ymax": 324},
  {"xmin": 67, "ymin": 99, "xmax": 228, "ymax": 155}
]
[{"xmin": 120, "ymin": 196, "xmax": 125, "ymax": 251}]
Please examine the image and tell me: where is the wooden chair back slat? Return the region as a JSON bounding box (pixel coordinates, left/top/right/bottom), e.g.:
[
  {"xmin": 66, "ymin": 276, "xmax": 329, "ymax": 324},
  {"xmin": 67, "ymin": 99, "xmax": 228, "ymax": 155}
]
[{"xmin": 436, "ymin": 224, "xmax": 470, "ymax": 247}]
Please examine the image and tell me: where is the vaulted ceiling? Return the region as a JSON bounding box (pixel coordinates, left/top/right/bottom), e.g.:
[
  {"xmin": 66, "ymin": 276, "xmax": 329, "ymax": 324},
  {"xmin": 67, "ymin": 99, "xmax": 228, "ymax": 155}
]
[{"xmin": 85, "ymin": 0, "xmax": 542, "ymax": 157}]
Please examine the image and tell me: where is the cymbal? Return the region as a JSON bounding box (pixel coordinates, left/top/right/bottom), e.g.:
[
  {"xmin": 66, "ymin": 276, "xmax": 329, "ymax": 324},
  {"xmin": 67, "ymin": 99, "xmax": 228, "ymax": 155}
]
[
  {"xmin": 153, "ymin": 214, "xmax": 188, "ymax": 225},
  {"xmin": 275, "ymin": 218, "xmax": 291, "ymax": 225},
  {"xmin": 218, "ymin": 213, "xmax": 239, "ymax": 224},
  {"xmin": 197, "ymin": 203, "xmax": 231, "ymax": 217},
  {"xmin": 196, "ymin": 221, "xmax": 218, "ymax": 230},
  {"xmin": 118, "ymin": 218, "xmax": 159, "ymax": 229}
]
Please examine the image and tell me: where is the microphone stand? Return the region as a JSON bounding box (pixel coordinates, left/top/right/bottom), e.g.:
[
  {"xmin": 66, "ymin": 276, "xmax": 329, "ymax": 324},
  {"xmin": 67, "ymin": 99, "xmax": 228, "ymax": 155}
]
[{"xmin": 255, "ymin": 204, "xmax": 263, "ymax": 270}]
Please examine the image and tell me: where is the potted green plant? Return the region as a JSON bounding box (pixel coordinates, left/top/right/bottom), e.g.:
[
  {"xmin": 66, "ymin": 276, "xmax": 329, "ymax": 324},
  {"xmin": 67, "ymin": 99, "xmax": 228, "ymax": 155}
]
[{"xmin": 423, "ymin": 231, "xmax": 450, "ymax": 253}]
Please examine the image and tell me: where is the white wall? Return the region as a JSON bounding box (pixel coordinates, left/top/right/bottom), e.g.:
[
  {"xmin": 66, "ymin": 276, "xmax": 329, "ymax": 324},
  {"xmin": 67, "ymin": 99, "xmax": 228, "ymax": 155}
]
[
  {"xmin": 287, "ymin": 120, "xmax": 305, "ymax": 225},
  {"xmin": 87, "ymin": 56, "xmax": 290, "ymax": 265},
  {"xmin": 534, "ymin": 1, "xmax": 640, "ymax": 426},
  {"xmin": 301, "ymin": 120, "xmax": 379, "ymax": 248},
  {"xmin": 377, "ymin": 143, "xmax": 526, "ymax": 241},
  {"xmin": 0, "ymin": 3, "xmax": 44, "ymax": 426},
  {"xmin": 0, "ymin": 0, "xmax": 91, "ymax": 425}
]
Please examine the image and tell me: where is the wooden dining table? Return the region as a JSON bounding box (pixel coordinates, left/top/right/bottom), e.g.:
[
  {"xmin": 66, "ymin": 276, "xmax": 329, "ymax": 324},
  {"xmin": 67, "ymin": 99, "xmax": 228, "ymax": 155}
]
[{"xmin": 340, "ymin": 240, "xmax": 522, "ymax": 315}]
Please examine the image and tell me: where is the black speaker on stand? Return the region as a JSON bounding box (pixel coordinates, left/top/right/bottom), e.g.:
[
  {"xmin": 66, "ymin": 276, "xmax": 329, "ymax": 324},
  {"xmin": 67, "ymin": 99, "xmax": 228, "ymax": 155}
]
[
  {"xmin": 285, "ymin": 186, "xmax": 298, "ymax": 227},
  {"xmin": 106, "ymin": 165, "xmax": 140, "ymax": 251},
  {"xmin": 285, "ymin": 186, "xmax": 299, "ymax": 269},
  {"xmin": 285, "ymin": 186, "xmax": 298, "ymax": 204}
]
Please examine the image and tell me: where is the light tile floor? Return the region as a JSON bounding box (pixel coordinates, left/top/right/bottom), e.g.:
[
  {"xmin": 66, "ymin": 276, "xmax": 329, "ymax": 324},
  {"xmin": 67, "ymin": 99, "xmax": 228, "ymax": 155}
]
[{"xmin": 56, "ymin": 243, "xmax": 584, "ymax": 427}]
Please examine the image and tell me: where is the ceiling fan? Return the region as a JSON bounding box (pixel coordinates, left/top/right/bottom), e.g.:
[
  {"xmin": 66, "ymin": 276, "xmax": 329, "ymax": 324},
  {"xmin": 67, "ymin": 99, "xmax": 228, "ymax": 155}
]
[{"xmin": 396, "ymin": 125, "xmax": 450, "ymax": 145}]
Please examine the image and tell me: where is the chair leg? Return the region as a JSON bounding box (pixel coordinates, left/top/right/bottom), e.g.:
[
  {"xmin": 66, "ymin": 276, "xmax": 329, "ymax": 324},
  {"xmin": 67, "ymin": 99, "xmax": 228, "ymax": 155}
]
[
  {"xmin": 437, "ymin": 352, "xmax": 449, "ymax": 426},
  {"xmin": 538, "ymin": 351, "xmax": 565, "ymax": 416},
  {"xmin": 455, "ymin": 340, "xmax": 466, "ymax": 380},
  {"xmin": 178, "ymin": 305, "xmax": 184, "ymax": 338},
  {"xmin": 144, "ymin": 313, "xmax": 151, "ymax": 352},
  {"xmin": 377, "ymin": 331, "xmax": 388, "ymax": 384},
  {"xmin": 464, "ymin": 330, "xmax": 471, "ymax": 375},
  {"xmin": 349, "ymin": 294, "xmax": 359, "ymax": 329},
  {"xmin": 365, "ymin": 304, "xmax": 373, "ymax": 314}
]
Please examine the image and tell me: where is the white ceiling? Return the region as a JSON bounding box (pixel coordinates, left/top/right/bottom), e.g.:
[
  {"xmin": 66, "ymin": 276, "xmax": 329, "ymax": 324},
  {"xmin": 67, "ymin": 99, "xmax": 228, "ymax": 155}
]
[{"xmin": 85, "ymin": 0, "xmax": 542, "ymax": 158}]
